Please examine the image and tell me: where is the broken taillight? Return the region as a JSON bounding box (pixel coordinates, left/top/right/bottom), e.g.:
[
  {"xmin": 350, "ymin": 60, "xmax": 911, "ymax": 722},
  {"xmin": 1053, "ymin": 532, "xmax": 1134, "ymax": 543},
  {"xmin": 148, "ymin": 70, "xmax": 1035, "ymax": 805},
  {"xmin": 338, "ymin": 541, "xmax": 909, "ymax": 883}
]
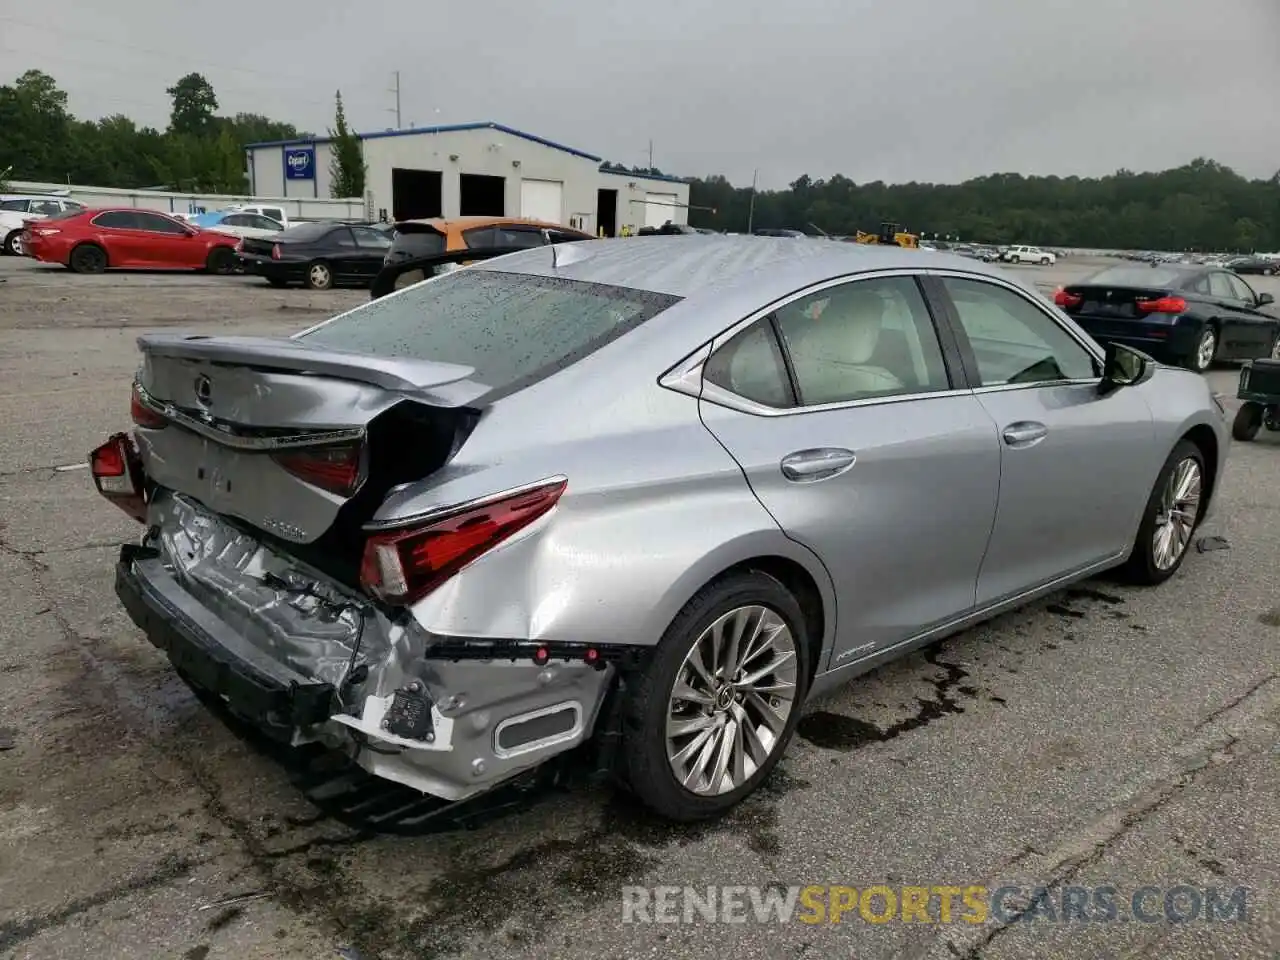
[
  {"xmin": 271, "ymin": 243, "xmax": 282, "ymax": 260},
  {"xmin": 130, "ymin": 382, "xmax": 168, "ymax": 429},
  {"xmin": 89, "ymin": 433, "xmax": 148, "ymax": 523},
  {"xmin": 359, "ymin": 478, "xmax": 567, "ymax": 605},
  {"xmin": 271, "ymin": 442, "xmax": 364, "ymax": 497}
]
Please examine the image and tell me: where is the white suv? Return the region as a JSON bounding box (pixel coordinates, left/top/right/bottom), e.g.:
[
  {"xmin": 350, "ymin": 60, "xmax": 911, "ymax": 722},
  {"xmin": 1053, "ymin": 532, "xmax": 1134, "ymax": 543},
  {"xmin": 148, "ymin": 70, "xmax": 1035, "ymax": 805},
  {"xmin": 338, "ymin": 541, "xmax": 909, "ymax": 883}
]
[
  {"xmin": 0, "ymin": 195, "xmax": 86, "ymax": 255},
  {"xmin": 1003, "ymin": 244, "xmax": 1055, "ymax": 265}
]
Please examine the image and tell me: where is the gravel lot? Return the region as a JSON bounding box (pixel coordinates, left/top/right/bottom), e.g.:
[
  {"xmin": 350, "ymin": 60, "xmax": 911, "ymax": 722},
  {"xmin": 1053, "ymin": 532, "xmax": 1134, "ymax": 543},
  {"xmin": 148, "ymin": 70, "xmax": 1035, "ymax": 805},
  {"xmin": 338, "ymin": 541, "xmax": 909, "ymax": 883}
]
[{"xmin": 0, "ymin": 255, "xmax": 1276, "ymax": 960}]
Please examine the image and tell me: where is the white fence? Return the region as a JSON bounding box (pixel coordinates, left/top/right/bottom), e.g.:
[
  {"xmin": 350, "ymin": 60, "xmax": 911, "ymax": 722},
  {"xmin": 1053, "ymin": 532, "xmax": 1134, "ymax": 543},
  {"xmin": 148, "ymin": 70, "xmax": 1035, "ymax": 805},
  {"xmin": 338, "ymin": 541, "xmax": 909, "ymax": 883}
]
[{"xmin": 6, "ymin": 180, "xmax": 367, "ymax": 221}]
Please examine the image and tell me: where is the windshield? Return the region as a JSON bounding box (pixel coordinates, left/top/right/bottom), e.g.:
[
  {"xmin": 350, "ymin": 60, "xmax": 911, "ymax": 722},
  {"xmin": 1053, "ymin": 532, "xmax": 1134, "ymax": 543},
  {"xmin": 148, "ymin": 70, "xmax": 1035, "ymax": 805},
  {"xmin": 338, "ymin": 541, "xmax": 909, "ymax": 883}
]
[
  {"xmin": 298, "ymin": 269, "xmax": 680, "ymax": 393},
  {"xmin": 1079, "ymin": 266, "xmax": 1189, "ymax": 288},
  {"xmin": 278, "ymin": 222, "xmax": 333, "ymax": 242}
]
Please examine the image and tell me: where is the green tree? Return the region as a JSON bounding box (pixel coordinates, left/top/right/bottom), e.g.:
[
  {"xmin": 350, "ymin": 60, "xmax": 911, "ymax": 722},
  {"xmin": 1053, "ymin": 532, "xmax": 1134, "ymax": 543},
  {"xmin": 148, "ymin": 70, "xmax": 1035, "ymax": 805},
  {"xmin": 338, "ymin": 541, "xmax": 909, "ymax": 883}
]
[
  {"xmin": 328, "ymin": 90, "xmax": 365, "ymax": 199},
  {"xmin": 166, "ymin": 73, "xmax": 218, "ymax": 137}
]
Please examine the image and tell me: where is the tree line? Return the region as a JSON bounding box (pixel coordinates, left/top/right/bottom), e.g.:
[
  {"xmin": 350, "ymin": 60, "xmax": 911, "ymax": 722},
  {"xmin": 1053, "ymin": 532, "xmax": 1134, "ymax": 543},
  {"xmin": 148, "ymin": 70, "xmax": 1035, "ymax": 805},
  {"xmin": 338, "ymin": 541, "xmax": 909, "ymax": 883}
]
[
  {"xmin": 4, "ymin": 70, "xmax": 1277, "ymax": 251},
  {"xmin": 0, "ymin": 70, "xmax": 365, "ymax": 198}
]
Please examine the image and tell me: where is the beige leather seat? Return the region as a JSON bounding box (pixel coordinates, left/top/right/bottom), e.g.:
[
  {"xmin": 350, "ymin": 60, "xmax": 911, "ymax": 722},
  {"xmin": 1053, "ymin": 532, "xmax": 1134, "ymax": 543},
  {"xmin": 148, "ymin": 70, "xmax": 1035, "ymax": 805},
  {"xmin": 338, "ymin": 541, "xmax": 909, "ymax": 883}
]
[{"xmin": 786, "ymin": 287, "xmax": 905, "ymax": 403}]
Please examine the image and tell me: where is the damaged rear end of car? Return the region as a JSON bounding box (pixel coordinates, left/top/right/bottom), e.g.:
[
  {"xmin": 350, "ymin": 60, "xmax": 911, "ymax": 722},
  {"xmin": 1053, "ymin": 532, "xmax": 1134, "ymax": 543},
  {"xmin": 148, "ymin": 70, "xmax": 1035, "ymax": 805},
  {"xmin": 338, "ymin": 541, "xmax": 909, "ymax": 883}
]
[{"xmin": 94, "ymin": 266, "xmax": 679, "ymax": 802}]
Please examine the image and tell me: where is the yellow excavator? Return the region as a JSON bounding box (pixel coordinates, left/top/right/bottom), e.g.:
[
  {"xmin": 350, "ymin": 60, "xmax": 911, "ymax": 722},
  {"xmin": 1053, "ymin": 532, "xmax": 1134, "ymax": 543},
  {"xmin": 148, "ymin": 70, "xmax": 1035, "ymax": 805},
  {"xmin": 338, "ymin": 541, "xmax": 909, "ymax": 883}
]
[{"xmin": 853, "ymin": 221, "xmax": 919, "ymax": 249}]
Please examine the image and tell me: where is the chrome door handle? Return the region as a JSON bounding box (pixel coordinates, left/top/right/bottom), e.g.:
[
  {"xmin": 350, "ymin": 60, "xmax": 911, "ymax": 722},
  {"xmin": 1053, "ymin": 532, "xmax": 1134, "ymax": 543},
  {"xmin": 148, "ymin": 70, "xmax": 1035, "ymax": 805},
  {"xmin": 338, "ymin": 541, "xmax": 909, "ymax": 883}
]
[
  {"xmin": 1002, "ymin": 421, "xmax": 1048, "ymax": 446},
  {"xmin": 780, "ymin": 448, "xmax": 857, "ymax": 482}
]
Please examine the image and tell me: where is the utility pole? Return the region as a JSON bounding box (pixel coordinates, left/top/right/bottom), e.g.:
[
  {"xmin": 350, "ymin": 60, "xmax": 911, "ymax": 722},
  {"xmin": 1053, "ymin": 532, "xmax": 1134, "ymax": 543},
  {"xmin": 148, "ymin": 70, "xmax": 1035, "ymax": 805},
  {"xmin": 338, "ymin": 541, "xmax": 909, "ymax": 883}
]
[
  {"xmin": 388, "ymin": 71, "xmax": 402, "ymax": 129},
  {"xmin": 747, "ymin": 169, "xmax": 758, "ymax": 233},
  {"xmin": 648, "ymin": 139, "xmax": 653, "ymax": 170}
]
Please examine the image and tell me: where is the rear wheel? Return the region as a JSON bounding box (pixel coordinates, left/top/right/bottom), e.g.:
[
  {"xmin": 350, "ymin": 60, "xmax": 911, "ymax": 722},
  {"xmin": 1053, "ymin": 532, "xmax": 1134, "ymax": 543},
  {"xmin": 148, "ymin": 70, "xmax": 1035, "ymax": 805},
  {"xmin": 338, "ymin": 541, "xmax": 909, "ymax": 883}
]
[
  {"xmin": 3, "ymin": 230, "xmax": 22, "ymax": 256},
  {"xmin": 1118, "ymin": 439, "xmax": 1205, "ymax": 586},
  {"xmin": 68, "ymin": 243, "xmax": 107, "ymax": 274},
  {"xmin": 618, "ymin": 571, "xmax": 810, "ymax": 821},
  {"xmin": 205, "ymin": 246, "xmax": 236, "ymax": 275},
  {"xmin": 1232, "ymin": 402, "xmax": 1263, "ymax": 442},
  {"xmin": 305, "ymin": 260, "xmax": 333, "ymax": 290},
  {"xmin": 1187, "ymin": 326, "xmax": 1217, "ymax": 372}
]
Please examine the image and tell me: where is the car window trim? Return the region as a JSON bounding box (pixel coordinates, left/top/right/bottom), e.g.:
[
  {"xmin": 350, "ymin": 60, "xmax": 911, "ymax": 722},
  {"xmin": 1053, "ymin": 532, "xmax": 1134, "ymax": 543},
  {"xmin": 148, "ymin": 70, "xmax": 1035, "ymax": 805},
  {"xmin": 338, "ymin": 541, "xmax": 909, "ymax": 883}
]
[
  {"xmin": 920, "ymin": 268, "xmax": 1105, "ymax": 394},
  {"xmin": 661, "ymin": 268, "xmax": 973, "ymax": 418}
]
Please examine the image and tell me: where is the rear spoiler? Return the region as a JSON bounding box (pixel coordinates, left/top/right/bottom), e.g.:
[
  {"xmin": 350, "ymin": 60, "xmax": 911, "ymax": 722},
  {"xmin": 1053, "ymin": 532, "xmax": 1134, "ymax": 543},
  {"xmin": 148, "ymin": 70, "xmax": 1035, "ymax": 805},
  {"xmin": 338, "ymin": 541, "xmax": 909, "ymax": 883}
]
[{"xmin": 370, "ymin": 245, "xmax": 535, "ymax": 300}]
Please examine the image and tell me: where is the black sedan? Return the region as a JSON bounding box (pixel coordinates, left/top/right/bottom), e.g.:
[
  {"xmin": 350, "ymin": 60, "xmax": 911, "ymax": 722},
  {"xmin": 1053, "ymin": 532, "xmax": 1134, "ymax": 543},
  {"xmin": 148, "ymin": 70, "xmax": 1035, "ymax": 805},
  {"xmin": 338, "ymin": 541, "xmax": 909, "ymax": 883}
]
[
  {"xmin": 237, "ymin": 221, "xmax": 393, "ymax": 289},
  {"xmin": 1226, "ymin": 256, "xmax": 1278, "ymax": 277},
  {"xmin": 1055, "ymin": 263, "xmax": 1279, "ymax": 372}
]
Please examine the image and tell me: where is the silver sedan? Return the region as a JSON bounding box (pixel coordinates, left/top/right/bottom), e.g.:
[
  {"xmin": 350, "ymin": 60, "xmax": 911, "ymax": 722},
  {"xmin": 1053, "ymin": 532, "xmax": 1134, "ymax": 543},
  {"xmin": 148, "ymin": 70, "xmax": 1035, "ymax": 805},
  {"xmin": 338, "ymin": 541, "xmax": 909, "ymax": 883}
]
[{"xmin": 94, "ymin": 236, "xmax": 1229, "ymax": 821}]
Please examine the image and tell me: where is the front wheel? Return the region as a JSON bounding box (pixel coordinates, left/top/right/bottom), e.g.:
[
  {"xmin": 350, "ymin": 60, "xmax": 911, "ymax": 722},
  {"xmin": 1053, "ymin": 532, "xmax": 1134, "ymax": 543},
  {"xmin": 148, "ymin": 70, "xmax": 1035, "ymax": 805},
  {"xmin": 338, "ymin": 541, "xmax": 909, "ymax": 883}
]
[
  {"xmin": 618, "ymin": 571, "xmax": 810, "ymax": 821},
  {"xmin": 1186, "ymin": 327, "xmax": 1217, "ymax": 372},
  {"xmin": 1232, "ymin": 402, "xmax": 1263, "ymax": 442},
  {"xmin": 305, "ymin": 260, "xmax": 333, "ymax": 290},
  {"xmin": 1040, "ymin": 257, "xmax": 1050, "ymax": 265},
  {"xmin": 1118, "ymin": 440, "xmax": 1206, "ymax": 586}
]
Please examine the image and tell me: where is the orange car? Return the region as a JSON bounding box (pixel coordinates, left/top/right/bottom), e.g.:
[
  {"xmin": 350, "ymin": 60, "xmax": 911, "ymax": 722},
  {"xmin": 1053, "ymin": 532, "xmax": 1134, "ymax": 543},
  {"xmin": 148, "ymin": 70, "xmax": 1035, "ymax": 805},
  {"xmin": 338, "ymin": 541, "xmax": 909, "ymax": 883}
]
[{"xmin": 382, "ymin": 216, "xmax": 592, "ymax": 291}]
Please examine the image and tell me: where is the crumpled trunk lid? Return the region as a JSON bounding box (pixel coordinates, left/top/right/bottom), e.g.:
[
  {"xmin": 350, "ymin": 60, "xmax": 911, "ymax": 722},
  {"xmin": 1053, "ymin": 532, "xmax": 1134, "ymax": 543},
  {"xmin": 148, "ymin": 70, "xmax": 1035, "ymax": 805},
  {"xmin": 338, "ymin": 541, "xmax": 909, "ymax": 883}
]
[{"xmin": 132, "ymin": 332, "xmax": 486, "ymax": 581}]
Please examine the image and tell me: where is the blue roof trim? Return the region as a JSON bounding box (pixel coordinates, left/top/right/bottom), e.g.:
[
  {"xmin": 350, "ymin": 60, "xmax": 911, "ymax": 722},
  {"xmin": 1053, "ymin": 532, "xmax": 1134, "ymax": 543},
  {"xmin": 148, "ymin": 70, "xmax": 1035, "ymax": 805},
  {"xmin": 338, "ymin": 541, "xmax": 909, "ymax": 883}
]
[
  {"xmin": 244, "ymin": 121, "xmax": 602, "ymax": 162},
  {"xmin": 597, "ymin": 167, "xmax": 688, "ymax": 185}
]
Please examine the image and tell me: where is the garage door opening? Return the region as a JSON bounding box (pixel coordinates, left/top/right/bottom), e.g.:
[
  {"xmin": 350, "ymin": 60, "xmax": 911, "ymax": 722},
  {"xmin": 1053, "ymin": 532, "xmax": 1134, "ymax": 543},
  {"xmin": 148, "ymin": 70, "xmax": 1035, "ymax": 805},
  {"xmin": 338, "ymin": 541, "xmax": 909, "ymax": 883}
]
[
  {"xmin": 596, "ymin": 189, "xmax": 618, "ymax": 237},
  {"xmin": 520, "ymin": 179, "xmax": 564, "ymax": 224},
  {"xmin": 460, "ymin": 174, "xmax": 506, "ymax": 216},
  {"xmin": 392, "ymin": 168, "xmax": 443, "ymax": 221}
]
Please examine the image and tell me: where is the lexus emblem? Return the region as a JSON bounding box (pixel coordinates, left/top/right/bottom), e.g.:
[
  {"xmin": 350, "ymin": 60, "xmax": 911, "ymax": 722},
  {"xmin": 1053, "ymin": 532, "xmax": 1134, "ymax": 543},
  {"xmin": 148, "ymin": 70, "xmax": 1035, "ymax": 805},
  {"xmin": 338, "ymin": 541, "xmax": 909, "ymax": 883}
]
[{"xmin": 194, "ymin": 374, "xmax": 212, "ymax": 406}]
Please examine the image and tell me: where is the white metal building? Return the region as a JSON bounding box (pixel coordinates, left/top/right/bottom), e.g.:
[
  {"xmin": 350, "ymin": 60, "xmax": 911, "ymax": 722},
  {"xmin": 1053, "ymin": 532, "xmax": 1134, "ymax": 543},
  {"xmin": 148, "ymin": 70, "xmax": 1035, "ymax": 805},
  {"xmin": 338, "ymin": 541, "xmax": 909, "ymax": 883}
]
[{"xmin": 244, "ymin": 122, "xmax": 690, "ymax": 237}]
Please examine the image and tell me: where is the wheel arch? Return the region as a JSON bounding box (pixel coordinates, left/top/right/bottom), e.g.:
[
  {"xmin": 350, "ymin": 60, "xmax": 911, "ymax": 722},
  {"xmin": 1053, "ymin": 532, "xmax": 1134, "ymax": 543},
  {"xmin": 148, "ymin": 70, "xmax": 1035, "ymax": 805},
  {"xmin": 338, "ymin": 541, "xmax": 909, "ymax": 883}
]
[{"xmin": 1181, "ymin": 422, "xmax": 1220, "ymax": 508}]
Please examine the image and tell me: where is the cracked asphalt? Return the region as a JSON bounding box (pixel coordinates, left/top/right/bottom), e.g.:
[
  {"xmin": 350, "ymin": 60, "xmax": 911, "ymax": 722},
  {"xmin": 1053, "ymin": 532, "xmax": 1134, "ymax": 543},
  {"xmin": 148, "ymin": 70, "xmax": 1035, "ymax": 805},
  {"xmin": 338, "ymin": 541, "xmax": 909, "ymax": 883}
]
[{"xmin": 0, "ymin": 255, "xmax": 1276, "ymax": 960}]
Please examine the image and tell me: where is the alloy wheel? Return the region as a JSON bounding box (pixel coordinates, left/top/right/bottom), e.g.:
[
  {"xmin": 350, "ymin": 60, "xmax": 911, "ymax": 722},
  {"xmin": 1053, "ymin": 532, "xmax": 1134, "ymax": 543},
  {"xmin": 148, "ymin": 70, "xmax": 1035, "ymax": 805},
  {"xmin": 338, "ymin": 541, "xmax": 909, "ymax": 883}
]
[
  {"xmin": 1196, "ymin": 330, "xmax": 1216, "ymax": 371},
  {"xmin": 665, "ymin": 605, "xmax": 798, "ymax": 796},
  {"xmin": 10, "ymin": 234, "xmax": 23, "ymax": 256},
  {"xmin": 309, "ymin": 263, "xmax": 332, "ymax": 289},
  {"xmin": 1152, "ymin": 457, "xmax": 1201, "ymax": 571}
]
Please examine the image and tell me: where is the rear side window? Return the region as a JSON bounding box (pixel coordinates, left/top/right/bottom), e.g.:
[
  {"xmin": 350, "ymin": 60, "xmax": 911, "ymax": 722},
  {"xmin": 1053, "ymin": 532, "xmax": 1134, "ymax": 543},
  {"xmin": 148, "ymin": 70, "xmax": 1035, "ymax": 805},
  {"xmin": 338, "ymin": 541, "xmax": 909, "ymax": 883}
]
[
  {"xmin": 92, "ymin": 211, "xmax": 141, "ymax": 229},
  {"xmin": 299, "ymin": 270, "xmax": 680, "ymax": 393}
]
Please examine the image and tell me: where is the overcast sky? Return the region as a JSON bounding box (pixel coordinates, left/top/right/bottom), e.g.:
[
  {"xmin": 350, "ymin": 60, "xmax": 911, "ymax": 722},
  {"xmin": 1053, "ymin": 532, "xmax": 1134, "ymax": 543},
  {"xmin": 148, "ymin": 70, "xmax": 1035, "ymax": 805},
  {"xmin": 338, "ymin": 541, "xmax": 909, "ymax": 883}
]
[{"xmin": 3, "ymin": 0, "xmax": 1278, "ymax": 189}]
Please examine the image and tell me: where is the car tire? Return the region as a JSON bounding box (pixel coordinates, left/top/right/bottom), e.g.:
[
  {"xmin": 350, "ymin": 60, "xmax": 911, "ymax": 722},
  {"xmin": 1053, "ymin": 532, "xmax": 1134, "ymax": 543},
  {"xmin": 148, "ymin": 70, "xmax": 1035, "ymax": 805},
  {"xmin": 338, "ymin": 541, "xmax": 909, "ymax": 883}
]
[
  {"xmin": 205, "ymin": 247, "xmax": 236, "ymax": 275},
  {"xmin": 3, "ymin": 230, "xmax": 22, "ymax": 256},
  {"xmin": 1117, "ymin": 439, "xmax": 1207, "ymax": 586},
  {"xmin": 1040, "ymin": 257, "xmax": 1050, "ymax": 265},
  {"xmin": 617, "ymin": 570, "xmax": 811, "ymax": 822},
  {"xmin": 1186, "ymin": 326, "xmax": 1217, "ymax": 373},
  {"xmin": 1232, "ymin": 402, "xmax": 1263, "ymax": 442},
  {"xmin": 305, "ymin": 261, "xmax": 333, "ymax": 290},
  {"xmin": 68, "ymin": 243, "xmax": 108, "ymax": 274},
  {"xmin": 1011, "ymin": 255, "xmax": 1021, "ymax": 264},
  {"xmin": 1263, "ymin": 267, "xmax": 1275, "ymax": 277}
]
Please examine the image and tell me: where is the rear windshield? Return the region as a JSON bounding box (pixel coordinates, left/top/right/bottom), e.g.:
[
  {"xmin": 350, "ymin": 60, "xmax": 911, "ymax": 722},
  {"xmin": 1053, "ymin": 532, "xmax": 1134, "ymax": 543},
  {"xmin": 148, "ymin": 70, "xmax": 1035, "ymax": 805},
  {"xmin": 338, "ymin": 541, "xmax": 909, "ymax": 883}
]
[
  {"xmin": 278, "ymin": 222, "xmax": 333, "ymax": 242},
  {"xmin": 1078, "ymin": 266, "xmax": 1188, "ymax": 288},
  {"xmin": 388, "ymin": 226, "xmax": 447, "ymax": 261},
  {"xmin": 298, "ymin": 269, "xmax": 680, "ymax": 393}
]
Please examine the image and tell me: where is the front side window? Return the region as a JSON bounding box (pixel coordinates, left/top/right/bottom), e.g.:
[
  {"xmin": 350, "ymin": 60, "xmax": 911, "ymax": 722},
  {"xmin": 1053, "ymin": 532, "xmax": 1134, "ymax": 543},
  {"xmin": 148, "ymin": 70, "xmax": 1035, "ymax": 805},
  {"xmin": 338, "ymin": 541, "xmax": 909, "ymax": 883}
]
[
  {"xmin": 774, "ymin": 276, "xmax": 951, "ymax": 405},
  {"xmin": 299, "ymin": 270, "xmax": 679, "ymax": 394},
  {"xmin": 940, "ymin": 277, "xmax": 1098, "ymax": 386},
  {"xmin": 30, "ymin": 199, "xmax": 61, "ymax": 215},
  {"xmin": 0, "ymin": 199, "xmax": 30, "ymax": 212},
  {"xmin": 133, "ymin": 212, "xmax": 189, "ymax": 234},
  {"xmin": 351, "ymin": 226, "xmax": 392, "ymax": 249}
]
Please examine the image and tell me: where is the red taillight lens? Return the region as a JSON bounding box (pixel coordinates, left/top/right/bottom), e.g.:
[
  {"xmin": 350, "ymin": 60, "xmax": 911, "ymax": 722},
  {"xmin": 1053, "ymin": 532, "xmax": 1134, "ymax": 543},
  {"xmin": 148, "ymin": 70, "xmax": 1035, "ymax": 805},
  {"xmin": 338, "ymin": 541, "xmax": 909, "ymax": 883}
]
[
  {"xmin": 1136, "ymin": 296, "xmax": 1187, "ymax": 314},
  {"xmin": 271, "ymin": 443, "xmax": 364, "ymax": 497},
  {"xmin": 1053, "ymin": 288, "xmax": 1082, "ymax": 308},
  {"xmin": 89, "ymin": 433, "xmax": 147, "ymax": 523},
  {"xmin": 235, "ymin": 239, "xmax": 244, "ymax": 253},
  {"xmin": 271, "ymin": 243, "xmax": 281, "ymax": 260},
  {"xmin": 360, "ymin": 478, "xmax": 567, "ymax": 605},
  {"xmin": 130, "ymin": 383, "xmax": 168, "ymax": 429}
]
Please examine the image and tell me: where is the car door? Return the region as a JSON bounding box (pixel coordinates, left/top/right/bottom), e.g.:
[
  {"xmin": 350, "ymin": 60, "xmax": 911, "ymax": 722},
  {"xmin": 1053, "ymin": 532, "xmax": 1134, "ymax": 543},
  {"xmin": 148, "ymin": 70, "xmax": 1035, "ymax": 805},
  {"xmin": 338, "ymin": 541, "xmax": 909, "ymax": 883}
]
[
  {"xmin": 1206, "ymin": 270, "xmax": 1251, "ymax": 357},
  {"xmin": 1223, "ymin": 273, "xmax": 1277, "ymax": 357},
  {"xmin": 349, "ymin": 226, "xmax": 394, "ymax": 281},
  {"xmin": 929, "ymin": 273, "xmax": 1158, "ymax": 605},
  {"xmin": 694, "ymin": 272, "xmax": 1001, "ymax": 668},
  {"xmin": 325, "ymin": 226, "xmax": 361, "ymax": 281},
  {"xmin": 130, "ymin": 211, "xmax": 200, "ymax": 267},
  {"xmin": 89, "ymin": 211, "xmax": 150, "ymax": 265}
]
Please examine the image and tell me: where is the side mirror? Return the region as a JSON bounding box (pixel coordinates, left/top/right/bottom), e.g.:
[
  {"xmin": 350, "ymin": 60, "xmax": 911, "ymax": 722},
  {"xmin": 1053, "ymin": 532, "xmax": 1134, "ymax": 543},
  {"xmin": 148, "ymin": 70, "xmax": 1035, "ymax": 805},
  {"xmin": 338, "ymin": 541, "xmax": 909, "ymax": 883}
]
[
  {"xmin": 1099, "ymin": 342, "xmax": 1153, "ymax": 395},
  {"xmin": 1258, "ymin": 292, "xmax": 1275, "ymax": 307}
]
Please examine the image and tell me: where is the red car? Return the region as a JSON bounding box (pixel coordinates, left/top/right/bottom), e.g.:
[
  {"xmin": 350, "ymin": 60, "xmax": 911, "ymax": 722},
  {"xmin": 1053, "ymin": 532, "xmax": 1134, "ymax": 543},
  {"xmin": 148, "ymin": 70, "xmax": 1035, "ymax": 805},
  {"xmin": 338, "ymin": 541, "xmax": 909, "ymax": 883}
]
[{"xmin": 23, "ymin": 207, "xmax": 240, "ymax": 275}]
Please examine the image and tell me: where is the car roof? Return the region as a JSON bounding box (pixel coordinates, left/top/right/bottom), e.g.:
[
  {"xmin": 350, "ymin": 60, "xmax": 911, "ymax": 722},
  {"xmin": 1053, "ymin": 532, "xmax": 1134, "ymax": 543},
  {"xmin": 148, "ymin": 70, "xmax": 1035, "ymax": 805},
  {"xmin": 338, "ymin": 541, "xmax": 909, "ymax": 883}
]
[{"xmin": 475, "ymin": 234, "xmax": 1020, "ymax": 299}]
